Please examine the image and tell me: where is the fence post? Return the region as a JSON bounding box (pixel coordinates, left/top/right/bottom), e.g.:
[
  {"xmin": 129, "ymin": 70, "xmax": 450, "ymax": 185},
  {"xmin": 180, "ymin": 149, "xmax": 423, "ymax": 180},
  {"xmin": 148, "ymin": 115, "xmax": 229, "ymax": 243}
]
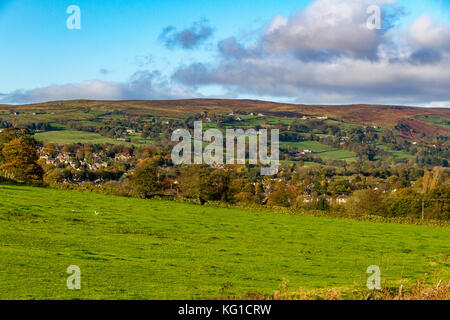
[{"xmin": 421, "ymin": 199, "xmax": 425, "ymax": 220}]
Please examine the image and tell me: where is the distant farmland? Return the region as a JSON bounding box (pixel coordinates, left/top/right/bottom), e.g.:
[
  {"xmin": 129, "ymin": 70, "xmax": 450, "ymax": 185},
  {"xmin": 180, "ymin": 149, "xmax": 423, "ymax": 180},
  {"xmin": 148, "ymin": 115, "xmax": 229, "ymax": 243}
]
[
  {"xmin": 280, "ymin": 141, "xmax": 357, "ymax": 161},
  {"xmin": 35, "ymin": 130, "xmax": 125, "ymax": 145},
  {"xmin": 1, "ymin": 99, "xmax": 448, "ymax": 164}
]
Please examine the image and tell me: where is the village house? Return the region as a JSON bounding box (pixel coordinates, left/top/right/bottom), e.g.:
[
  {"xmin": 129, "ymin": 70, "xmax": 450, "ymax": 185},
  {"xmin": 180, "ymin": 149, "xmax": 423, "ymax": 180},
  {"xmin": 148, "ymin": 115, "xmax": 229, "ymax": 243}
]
[
  {"xmin": 46, "ymin": 159, "xmax": 57, "ymax": 166},
  {"xmin": 302, "ymin": 194, "xmax": 313, "ymax": 203},
  {"xmin": 211, "ymin": 162, "xmax": 224, "ymax": 169},
  {"xmin": 83, "ymin": 161, "xmax": 108, "ymax": 171},
  {"xmin": 56, "ymin": 152, "xmax": 72, "ymax": 162},
  {"xmin": 336, "ymin": 195, "xmax": 348, "ymax": 205},
  {"xmin": 323, "ymin": 195, "xmax": 333, "ymax": 203},
  {"xmin": 114, "ymin": 153, "xmax": 132, "ymax": 161},
  {"xmin": 94, "ymin": 178, "xmax": 104, "ymax": 185},
  {"xmin": 39, "ymin": 153, "xmax": 50, "ymax": 161}
]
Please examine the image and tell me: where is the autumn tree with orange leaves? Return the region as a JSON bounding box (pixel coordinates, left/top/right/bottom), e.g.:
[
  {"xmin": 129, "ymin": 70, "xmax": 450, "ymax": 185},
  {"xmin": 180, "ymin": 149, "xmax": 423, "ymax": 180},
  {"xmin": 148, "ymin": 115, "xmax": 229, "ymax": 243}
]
[{"xmin": 0, "ymin": 136, "xmax": 43, "ymax": 182}]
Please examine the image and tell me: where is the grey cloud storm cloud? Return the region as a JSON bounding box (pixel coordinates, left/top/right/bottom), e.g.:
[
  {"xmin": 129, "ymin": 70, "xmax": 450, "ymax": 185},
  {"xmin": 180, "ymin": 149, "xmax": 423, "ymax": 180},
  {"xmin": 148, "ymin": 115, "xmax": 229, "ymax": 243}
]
[
  {"xmin": 172, "ymin": 0, "xmax": 450, "ymax": 106},
  {"xmin": 159, "ymin": 19, "xmax": 214, "ymax": 50}
]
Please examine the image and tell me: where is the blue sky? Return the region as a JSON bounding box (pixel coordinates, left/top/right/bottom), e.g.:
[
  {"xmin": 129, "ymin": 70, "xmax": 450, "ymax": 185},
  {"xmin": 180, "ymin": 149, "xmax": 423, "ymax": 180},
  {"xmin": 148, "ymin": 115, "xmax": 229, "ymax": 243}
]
[
  {"xmin": 1, "ymin": 0, "xmax": 450, "ymax": 106},
  {"xmin": 0, "ymin": 0, "xmax": 310, "ymax": 91}
]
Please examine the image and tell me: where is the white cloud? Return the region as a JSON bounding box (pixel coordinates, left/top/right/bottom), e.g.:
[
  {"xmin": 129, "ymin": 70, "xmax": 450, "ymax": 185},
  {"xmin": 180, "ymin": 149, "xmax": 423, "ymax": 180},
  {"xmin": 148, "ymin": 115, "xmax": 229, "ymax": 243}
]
[
  {"xmin": 2, "ymin": 71, "xmax": 198, "ymax": 104},
  {"xmin": 408, "ymin": 14, "xmax": 450, "ymax": 50},
  {"xmin": 423, "ymin": 101, "xmax": 450, "ymax": 108},
  {"xmin": 263, "ymin": 0, "xmax": 400, "ymax": 60}
]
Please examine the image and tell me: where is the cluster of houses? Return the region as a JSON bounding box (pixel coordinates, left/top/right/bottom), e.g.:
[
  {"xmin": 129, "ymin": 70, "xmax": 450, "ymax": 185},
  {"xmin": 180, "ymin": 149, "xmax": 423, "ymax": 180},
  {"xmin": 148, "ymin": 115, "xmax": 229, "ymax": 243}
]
[
  {"xmin": 258, "ymin": 178, "xmax": 350, "ymax": 205},
  {"xmin": 259, "ymin": 192, "xmax": 348, "ymax": 206},
  {"xmin": 36, "ymin": 146, "xmax": 354, "ymax": 204},
  {"xmin": 11, "ymin": 111, "xmax": 47, "ymax": 116},
  {"xmin": 230, "ymin": 112, "xmax": 265, "ymax": 122},
  {"xmin": 301, "ymin": 194, "xmax": 348, "ymax": 204},
  {"xmin": 38, "ymin": 148, "xmax": 132, "ymax": 171},
  {"xmin": 301, "ymin": 115, "xmax": 329, "ymax": 121},
  {"xmin": 114, "ymin": 153, "xmax": 132, "ymax": 161}
]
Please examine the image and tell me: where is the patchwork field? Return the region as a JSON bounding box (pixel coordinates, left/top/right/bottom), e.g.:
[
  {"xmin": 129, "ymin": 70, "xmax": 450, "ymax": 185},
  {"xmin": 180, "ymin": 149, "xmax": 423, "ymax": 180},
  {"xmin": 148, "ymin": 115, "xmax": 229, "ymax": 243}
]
[
  {"xmin": 35, "ymin": 130, "xmax": 152, "ymax": 145},
  {"xmin": 35, "ymin": 130, "xmax": 127, "ymax": 145},
  {"xmin": 419, "ymin": 115, "xmax": 450, "ymax": 129},
  {"xmin": 378, "ymin": 145, "xmax": 415, "ymax": 160},
  {"xmin": 281, "ymin": 141, "xmax": 357, "ymax": 161},
  {"xmin": 2, "ymin": 99, "xmax": 447, "ymax": 165},
  {"xmin": 0, "ymin": 185, "xmax": 448, "ymax": 299}
]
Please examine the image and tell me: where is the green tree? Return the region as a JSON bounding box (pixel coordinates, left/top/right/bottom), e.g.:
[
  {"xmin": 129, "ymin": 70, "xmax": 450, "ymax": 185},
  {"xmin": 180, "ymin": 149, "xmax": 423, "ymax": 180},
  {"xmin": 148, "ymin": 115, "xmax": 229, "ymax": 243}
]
[
  {"xmin": 327, "ymin": 179, "xmax": 352, "ymax": 195},
  {"xmin": 44, "ymin": 168, "xmax": 72, "ymax": 186},
  {"xmin": 0, "ymin": 137, "xmax": 43, "ymax": 182},
  {"xmin": 426, "ymin": 185, "xmax": 450, "ymax": 220},
  {"xmin": 0, "ymin": 128, "xmax": 36, "ymax": 163},
  {"xmin": 346, "ymin": 189, "xmax": 387, "ymax": 217},
  {"xmin": 386, "ymin": 189, "xmax": 421, "ymax": 218},
  {"xmin": 179, "ymin": 166, "xmax": 233, "ymax": 204},
  {"xmin": 130, "ymin": 162, "xmax": 160, "ymax": 198},
  {"xmin": 266, "ymin": 181, "xmax": 298, "ymax": 207},
  {"xmin": 316, "ymin": 198, "xmax": 330, "ymax": 211}
]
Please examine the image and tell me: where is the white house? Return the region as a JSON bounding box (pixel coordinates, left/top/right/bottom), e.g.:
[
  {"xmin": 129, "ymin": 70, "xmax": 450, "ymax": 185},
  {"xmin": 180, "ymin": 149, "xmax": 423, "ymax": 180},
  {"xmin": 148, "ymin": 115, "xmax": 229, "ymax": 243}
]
[{"xmin": 336, "ymin": 195, "xmax": 348, "ymax": 205}]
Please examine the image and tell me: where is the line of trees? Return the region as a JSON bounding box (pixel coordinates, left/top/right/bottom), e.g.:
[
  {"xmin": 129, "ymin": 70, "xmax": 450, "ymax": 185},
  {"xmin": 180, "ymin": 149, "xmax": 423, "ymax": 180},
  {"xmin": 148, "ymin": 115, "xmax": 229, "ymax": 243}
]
[{"xmin": 124, "ymin": 163, "xmax": 449, "ymax": 220}]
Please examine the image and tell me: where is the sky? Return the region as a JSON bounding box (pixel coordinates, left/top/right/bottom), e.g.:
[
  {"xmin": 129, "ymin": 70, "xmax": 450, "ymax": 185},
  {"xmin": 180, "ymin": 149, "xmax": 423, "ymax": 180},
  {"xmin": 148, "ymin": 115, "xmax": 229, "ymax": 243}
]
[{"xmin": 1, "ymin": 0, "xmax": 450, "ymax": 107}]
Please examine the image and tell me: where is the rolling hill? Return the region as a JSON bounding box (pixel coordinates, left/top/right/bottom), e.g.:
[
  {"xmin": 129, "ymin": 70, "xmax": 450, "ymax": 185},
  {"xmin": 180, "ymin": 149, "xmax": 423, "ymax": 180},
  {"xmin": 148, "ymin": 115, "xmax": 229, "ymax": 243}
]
[{"xmin": 1, "ymin": 99, "xmax": 449, "ymax": 140}]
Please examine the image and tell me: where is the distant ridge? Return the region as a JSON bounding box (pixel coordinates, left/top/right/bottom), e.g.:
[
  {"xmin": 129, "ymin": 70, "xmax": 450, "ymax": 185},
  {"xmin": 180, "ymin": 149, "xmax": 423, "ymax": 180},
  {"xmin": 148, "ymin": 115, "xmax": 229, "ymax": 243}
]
[{"xmin": 1, "ymin": 99, "xmax": 449, "ymax": 140}]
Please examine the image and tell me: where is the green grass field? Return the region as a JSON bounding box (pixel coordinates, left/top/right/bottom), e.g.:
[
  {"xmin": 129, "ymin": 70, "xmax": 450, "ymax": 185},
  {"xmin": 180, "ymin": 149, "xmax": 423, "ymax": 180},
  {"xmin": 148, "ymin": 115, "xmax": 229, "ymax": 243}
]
[
  {"xmin": 378, "ymin": 145, "xmax": 414, "ymax": 160},
  {"xmin": 319, "ymin": 150, "xmax": 357, "ymax": 161},
  {"xmin": 35, "ymin": 130, "xmax": 135, "ymax": 145},
  {"xmin": 419, "ymin": 115, "xmax": 450, "ymax": 129},
  {"xmin": 0, "ymin": 185, "xmax": 448, "ymax": 299},
  {"xmin": 281, "ymin": 141, "xmax": 357, "ymax": 161},
  {"xmin": 280, "ymin": 141, "xmax": 335, "ymax": 152}
]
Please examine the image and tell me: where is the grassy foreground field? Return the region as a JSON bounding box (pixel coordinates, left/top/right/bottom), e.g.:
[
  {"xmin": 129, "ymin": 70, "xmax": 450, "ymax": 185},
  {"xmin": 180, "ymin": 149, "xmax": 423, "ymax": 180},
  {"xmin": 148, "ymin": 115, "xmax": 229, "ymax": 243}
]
[{"xmin": 0, "ymin": 185, "xmax": 448, "ymax": 299}]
